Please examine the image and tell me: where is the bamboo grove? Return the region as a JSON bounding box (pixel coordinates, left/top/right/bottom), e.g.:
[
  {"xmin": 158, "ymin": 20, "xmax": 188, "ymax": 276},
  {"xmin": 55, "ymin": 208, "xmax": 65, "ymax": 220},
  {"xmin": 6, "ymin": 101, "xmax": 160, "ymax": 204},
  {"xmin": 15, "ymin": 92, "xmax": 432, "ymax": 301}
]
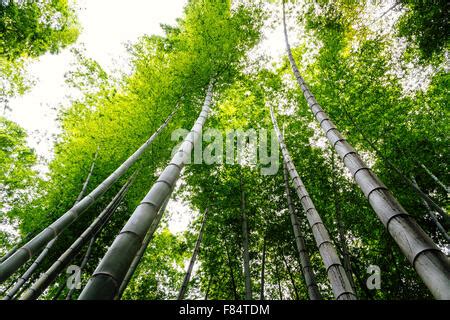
[{"xmin": 0, "ymin": 0, "xmax": 449, "ymax": 300}]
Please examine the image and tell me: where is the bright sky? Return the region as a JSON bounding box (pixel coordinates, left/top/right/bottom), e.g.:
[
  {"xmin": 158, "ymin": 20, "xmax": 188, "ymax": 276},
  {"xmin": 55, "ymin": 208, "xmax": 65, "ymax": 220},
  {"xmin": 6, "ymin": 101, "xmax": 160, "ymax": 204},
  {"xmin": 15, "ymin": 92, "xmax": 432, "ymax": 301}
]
[{"xmin": 6, "ymin": 0, "xmax": 188, "ymax": 161}]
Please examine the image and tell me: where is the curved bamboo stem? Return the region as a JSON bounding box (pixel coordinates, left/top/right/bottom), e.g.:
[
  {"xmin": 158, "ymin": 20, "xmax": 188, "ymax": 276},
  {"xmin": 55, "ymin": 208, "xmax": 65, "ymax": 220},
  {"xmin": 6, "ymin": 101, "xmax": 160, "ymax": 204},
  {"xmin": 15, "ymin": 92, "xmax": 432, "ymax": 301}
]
[
  {"xmin": 115, "ymin": 196, "xmax": 170, "ymax": 300},
  {"xmin": 78, "ymin": 80, "xmax": 214, "ymax": 299},
  {"xmin": 0, "ymin": 107, "xmax": 179, "ymax": 282}
]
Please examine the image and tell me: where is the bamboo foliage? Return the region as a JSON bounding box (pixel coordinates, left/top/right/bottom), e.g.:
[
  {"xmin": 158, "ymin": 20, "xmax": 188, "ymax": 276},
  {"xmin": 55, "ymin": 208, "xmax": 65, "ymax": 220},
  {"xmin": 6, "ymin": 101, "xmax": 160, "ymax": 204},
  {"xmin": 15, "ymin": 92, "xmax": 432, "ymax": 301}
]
[
  {"xmin": 178, "ymin": 208, "xmax": 208, "ymax": 300},
  {"xmin": 0, "ymin": 107, "xmax": 179, "ymax": 282},
  {"xmin": 78, "ymin": 80, "xmax": 214, "ymax": 299},
  {"xmin": 19, "ymin": 173, "xmax": 136, "ymax": 300},
  {"xmin": 282, "ymin": 1, "xmax": 450, "ymax": 300},
  {"xmin": 270, "ymin": 104, "xmax": 356, "ymax": 300},
  {"xmin": 282, "ymin": 161, "xmax": 322, "ymax": 300}
]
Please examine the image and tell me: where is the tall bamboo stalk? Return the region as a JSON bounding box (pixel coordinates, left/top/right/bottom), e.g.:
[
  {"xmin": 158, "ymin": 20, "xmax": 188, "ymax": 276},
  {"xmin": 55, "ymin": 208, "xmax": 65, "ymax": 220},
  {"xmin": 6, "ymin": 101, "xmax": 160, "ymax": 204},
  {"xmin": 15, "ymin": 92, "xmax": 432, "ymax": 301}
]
[
  {"xmin": 225, "ymin": 240, "xmax": 238, "ymax": 300},
  {"xmin": 411, "ymin": 176, "xmax": 449, "ymax": 242},
  {"xmin": 260, "ymin": 237, "xmax": 266, "ymax": 300},
  {"xmin": 420, "ymin": 163, "xmax": 449, "ymax": 194},
  {"xmin": 78, "ymin": 81, "xmax": 214, "ymax": 299},
  {"xmin": 178, "ymin": 209, "xmax": 208, "ymax": 300},
  {"xmin": 2, "ymin": 155, "xmax": 98, "ymax": 300},
  {"xmin": 0, "ymin": 107, "xmax": 179, "ymax": 282},
  {"xmin": 282, "ymin": 161, "xmax": 322, "ymax": 300},
  {"xmin": 282, "ymin": 1, "xmax": 450, "ymax": 299},
  {"xmin": 280, "ymin": 250, "xmax": 299, "ymax": 300},
  {"xmin": 271, "ymin": 104, "xmax": 356, "ymax": 300},
  {"xmin": 19, "ymin": 174, "xmax": 134, "ymax": 300},
  {"xmin": 240, "ymin": 175, "xmax": 252, "ymax": 300},
  {"xmin": 115, "ymin": 196, "xmax": 170, "ymax": 300},
  {"xmin": 331, "ymin": 151, "xmax": 357, "ymax": 293},
  {"xmin": 274, "ymin": 258, "xmax": 283, "ymax": 300}
]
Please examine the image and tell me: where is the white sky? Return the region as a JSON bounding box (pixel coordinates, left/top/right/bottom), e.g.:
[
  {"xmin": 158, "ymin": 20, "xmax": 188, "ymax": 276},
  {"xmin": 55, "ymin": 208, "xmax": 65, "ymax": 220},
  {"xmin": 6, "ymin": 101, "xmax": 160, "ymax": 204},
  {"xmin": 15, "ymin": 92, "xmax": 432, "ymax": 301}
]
[{"xmin": 6, "ymin": 0, "xmax": 188, "ymax": 160}]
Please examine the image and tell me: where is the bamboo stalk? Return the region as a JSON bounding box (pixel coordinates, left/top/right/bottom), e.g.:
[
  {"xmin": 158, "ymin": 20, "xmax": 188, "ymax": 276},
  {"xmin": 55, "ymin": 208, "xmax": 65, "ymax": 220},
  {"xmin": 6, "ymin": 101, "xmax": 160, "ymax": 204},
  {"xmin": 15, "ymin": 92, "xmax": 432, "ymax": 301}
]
[
  {"xmin": 240, "ymin": 174, "xmax": 252, "ymax": 300},
  {"xmin": 282, "ymin": 1, "xmax": 450, "ymax": 299},
  {"xmin": 282, "ymin": 160, "xmax": 322, "ymax": 300},
  {"xmin": 225, "ymin": 240, "xmax": 238, "ymax": 300},
  {"xmin": 78, "ymin": 81, "xmax": 214, "ymax": 299},
  {"xmin": 420, "ymin": 163, "xmax": 449, "ymax": 194},
  {"xmin": 280, "ymin": 250, "xmax": 299, "ymax": 300},
  {"xmin": 271, "ymin": 103, "xmax": 356, "ymax": 300},
  {"xmin": 2, "ymin": 237, "xmax": 58, "ymax": 300},
  {"xmin": 260, "ymin": 237, "xmax": 266, "ymax": 300},
  {"xmin": 2, "ymin": 155, "xmax": 98, "ymax": 300},
  {"xmin": 19, "ymin": 174, "xmax": 135, "ymax": 300},
  {"xmin": 178, "ymin": 208, "xmax": 208, "ymax": 300},
  {"xmin": 331, "ymin": 151, "xmax": 357, "ymax": 293},
  {"xmin": 115, "ymin": 196, "xmax": 170, "ymax": 300},
  {"xmin": 65, "ymin": 236, "xmax": 95, "ymax": 300},
  {"xmin": 0, "ymin": 107, "xmax": 179, "ymax": 282},
  {"xmin": 411, "ymin": 176, "xmax": 449, "ymax": 242}
]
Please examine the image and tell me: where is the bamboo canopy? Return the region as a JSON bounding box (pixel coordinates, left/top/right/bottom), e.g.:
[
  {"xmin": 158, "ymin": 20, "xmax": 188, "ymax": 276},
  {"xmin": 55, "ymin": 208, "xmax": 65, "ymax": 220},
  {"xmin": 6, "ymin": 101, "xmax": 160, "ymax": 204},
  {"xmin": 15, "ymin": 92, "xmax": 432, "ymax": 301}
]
[{"xmin": 1, "ymin": 0, "xmax": 448, "ymax": 302}]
